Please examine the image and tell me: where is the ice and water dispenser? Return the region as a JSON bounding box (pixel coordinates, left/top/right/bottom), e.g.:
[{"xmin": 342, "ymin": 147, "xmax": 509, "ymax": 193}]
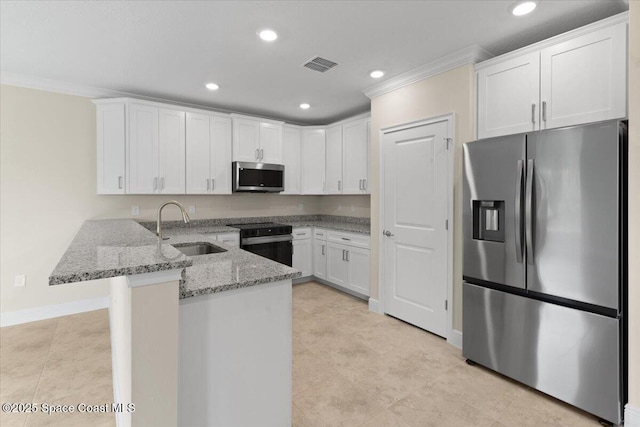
[{"xmin": 472, "ymin": 201, "xmax": 505, "ymax": 242}]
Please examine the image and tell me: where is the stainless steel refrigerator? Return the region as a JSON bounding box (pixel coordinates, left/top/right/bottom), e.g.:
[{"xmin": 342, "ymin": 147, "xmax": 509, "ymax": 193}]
[{"xmin": 462, "ymin": 120, "xmax": 627, "ymax": 425}]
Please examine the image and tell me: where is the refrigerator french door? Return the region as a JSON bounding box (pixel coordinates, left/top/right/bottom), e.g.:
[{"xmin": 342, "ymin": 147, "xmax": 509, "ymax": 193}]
[{"xmin": 462, "ymin": 120, "xmax": 627, "ymax": 425}]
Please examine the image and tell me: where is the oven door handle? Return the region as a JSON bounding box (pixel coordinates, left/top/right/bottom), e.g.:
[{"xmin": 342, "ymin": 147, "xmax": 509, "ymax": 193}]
[{"xmin": 241, "ymin": 235, "xmax": 293, "ymax": 245}]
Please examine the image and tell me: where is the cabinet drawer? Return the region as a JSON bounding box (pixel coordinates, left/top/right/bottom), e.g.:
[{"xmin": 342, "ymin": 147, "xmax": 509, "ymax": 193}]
[
  {"xmin": 313, "ymin": 228, "xmax": 327, "ymax": 241},
  {"xmin": 292, "ymin": 228, "xmax": 311, "ymax": 240},
  {"xmin": 327, "ymin": 231, "xmax": 370, "ymax": 249},
  {"xmin": 216, "ymin": 232, "xmax": 239, "ymax": 246}
]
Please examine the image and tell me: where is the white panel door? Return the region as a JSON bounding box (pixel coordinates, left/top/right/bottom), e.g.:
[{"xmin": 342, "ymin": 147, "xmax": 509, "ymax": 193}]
[
  {"xmin": 210, "ymin": 116, "xmax": 232, "ymax": 194},
  {"xmin": 259, "ymin": 122, "xmax": 283, "ymax": 164},
  {"xmin": 382, "ymin": 119, "xmax": 449, "ymax": 337},
  {"xmin": 232, "ymin": 118, "xmax": 260, "ymax": 162},
  {"xmin": 158, "ymin": 108, "xmax": 186, "ymax": 194},
  {"xmin": 129, "ymin": 103, "xmax": 158, "ymax": 194},
  {"xmin": 342, "ymin": 119, "xmax": 368, "ymax": 194},
  {"xmin": 345, "ymin": 247, "xmax": 370, "ymax": 296},
  {"xmin": 540, "ymin": 22, "xmax": 627, "ymax": 130},
  {"xmin": 326, "ymin": 242, "xmax": 347, "ymax": 287},
  {"xmin": 325, "ymin": 125, "xmax": 343, "ymax": 194},
  {"xmin": 292, "ymin": 239, "xmax": 312, "ymax": 277},
  {"xmin": 301, "ymin": 129, "xmax": 326, "ymax": 194},
  {"xmin": 186, "ymin": 112, "xmax": 211, "ymax": 194},
  {"xmin": 477, "ymin": 52, "xmax": 540, "ymax": 139},
  {"xmin": 313, "ymin": 239, "xmax": 327, "ymax": 280},
  {"xmin": 96, "ymin": 103, "xmax": 126, "ymax": 194},
  {"xmin": 281, "ymin": 126, "xmax": 301, "ymax": 194}
]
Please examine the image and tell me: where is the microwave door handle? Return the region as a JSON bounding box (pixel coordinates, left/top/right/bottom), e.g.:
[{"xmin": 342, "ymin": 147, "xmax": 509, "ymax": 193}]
[
  {"xmin": 525, "ymin": 159, "xmax": 535, "ymax": 265},
  {"xmin": 515, "ymin": 160, "xmax": 524, "ymax": 263}
]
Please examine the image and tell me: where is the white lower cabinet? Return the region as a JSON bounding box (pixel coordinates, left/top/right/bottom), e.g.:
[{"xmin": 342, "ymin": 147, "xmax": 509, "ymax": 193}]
[
  {"xmin": 292, "ymin": 228, "xmax": 312, "ymax": 277},
  {"xmin": 325, "ymin": 235, "xmax": 370, "ymax": 297},
  {"xmin": 313, "ymin": 239, "xmax": 327, "ymax": 280}
]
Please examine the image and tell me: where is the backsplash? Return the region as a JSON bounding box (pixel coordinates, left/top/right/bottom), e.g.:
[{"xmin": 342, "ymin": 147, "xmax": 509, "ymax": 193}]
[{"xmin": 138, "ymin": 214, "xmax": 370, "ymax": 231}]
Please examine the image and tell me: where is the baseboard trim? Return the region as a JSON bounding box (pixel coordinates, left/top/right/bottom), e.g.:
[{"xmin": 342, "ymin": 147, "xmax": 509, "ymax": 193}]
[
  {"xmin": 626, "ymin": 404, "xmax": 640, "ymax": 427},
  {"xmin": 448, "ymin": 329, "xmax": 463, "ymax": 349},
  {"xmin": 0, "ymin": 296, "xmax": 109, "ymax": 327},
  {"xmin": 368, "ymin": 298, "xmax": 381, "ymax": 314}
]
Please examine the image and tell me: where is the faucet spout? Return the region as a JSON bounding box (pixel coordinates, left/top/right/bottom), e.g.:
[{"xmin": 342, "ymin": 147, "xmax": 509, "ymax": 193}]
[{"xmin": 157, "ymin": 200, "xmax": 190, "ymax": 240}]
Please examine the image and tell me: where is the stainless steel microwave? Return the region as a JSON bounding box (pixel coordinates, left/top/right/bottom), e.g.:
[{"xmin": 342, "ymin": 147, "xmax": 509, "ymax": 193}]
[{"xmin": 232, "ymin": 162, "xmax": 284, "ymax": 193}]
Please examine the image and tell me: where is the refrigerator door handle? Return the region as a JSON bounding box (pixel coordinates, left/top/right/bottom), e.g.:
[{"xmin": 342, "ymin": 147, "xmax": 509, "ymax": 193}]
[
  {"xmin": 515, "ymin": 160, "xmax": 524, "ymax": 263},
  {"xmin": 525, "ymin": 159, "xmax": 535, "ymax": 265}
]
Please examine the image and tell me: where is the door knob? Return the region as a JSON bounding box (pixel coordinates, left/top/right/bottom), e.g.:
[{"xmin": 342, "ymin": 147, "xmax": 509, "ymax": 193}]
[{"xmin": 383, "ymin": 230, "xmax": 394, "ymax": 237}]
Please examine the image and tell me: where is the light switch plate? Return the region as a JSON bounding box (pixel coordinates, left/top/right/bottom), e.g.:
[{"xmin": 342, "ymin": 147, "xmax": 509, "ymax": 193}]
[
  {"xmin": 189, "ymin": 205, "xmax": 196, "ymax": 214},
  {"xmin": 298, "ymin": 204, "xmax": 304, "ymax": 211},
  {"xmin": 131, "ymin": 206, "xmax": 140, "ymax": 216},
  {"xmin": 14, "ymin": 274, "xmax": 26, "ymax": 287}
]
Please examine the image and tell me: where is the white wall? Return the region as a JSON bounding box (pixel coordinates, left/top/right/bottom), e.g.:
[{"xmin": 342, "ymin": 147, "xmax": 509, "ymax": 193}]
[{"xmin": 0, "ymin": 84, "xmax": 367, "ymax": 315}]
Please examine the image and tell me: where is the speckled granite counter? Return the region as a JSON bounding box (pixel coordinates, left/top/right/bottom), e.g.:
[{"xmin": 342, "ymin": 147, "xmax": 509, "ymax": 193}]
[
  {"xmin": 284, "ymin": 221, "xmax": 370, "ymax": 235},
  {"xmin": 49, "ymin": 219, "xmax": 300, "ymax": 298},
  {"xmin": 49, "ymin": 219, "xmax": 193, "ymax": 285}
]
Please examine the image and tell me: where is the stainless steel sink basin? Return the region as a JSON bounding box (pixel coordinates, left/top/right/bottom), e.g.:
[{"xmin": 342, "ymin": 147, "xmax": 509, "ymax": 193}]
[{"xmin": 171, "ymin": 242, "xmax": 227, "ymax": 256}]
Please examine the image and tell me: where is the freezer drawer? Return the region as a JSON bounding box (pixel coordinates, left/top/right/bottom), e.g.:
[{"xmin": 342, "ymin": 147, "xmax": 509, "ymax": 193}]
[{"xmin": 463, "ymin": 283, "xmax": 622, "ymax": 424}]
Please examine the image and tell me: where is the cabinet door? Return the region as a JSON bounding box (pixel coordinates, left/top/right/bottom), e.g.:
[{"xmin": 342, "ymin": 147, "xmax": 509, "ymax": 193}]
[
  {"xmin": 158, "ymin": 108, "xmax": 186, "ymax": 194},
  {"xmin": 540, "ymin": 22, "xmax": 627, "ymax": 130},
  {"xmin": 129, "ymin": 103, "xmax": 159, "ymax": 194},
  {"xmin": 210, "ymin": 117, "xmax": 232, "ymax": 194},
  {"xmin": 281, "ymin": 126, "xmax": 301, "ymax": 194},
  {"xmin": 325, "ymin": 125, "xmax": 343, "ymax": 194},
  {"xmin": 477, "ymin": 52, "xmax": 540, "ymax": 139},
  {"xmin": 96, "ymin": 103, "xmax": 126, "ymax": 194},
  {"xmin": 186, "ymin": 112, "xmax": 211, "ymax": 194},
  {"xmin": 301, "ymin": 129, "xmax": 326, "ymax": 194},
  {"xmin": 342, "ymin": 119, "xmax": 368, "ymax": 194},
  {"xmin": 293, "ymin": 239, "xmax": 312, "ymax": 277},
  {"xmin": 313, "ymin": 239, "xmax": 327, "ymax": 280},
  {"xmin": 232, "ymin": 118, "xmax": 260, "ymax": 162},
  {"xmin": 259, "ymin": 122, "xmax": 283, "ymax": 164},
  {"xmin": 346, "ymin": 247, "xmax": 370, "ymax": 296},
  {"xmin": 326, "ymin": 242, "xmax": 348, "ymax": 286}
]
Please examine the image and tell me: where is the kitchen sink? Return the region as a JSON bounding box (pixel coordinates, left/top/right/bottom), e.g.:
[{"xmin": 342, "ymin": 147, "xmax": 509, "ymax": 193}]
[{"xmin": 171, "ymin": 242, "xmax": 227, "ymax": 256}]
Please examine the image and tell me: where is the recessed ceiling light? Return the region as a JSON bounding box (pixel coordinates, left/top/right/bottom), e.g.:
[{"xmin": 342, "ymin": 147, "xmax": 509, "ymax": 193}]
[
  {"xmin": 299, "ymin": 103, "xmax": 310, "ymax": 110},
  {"xmin": 370, "ymin": 70, "xmax": 385, "ymax": 79},
  {"xmin": 258, "ymin": 29, "xmax": 278, "ymax": 42},
  {"xmin": 205, "ymin": 82, "xmax": 219, "ymax": 91},
  {"xmin": 511, "ymin": 1, "xmax": 537, "ymax": 16}
]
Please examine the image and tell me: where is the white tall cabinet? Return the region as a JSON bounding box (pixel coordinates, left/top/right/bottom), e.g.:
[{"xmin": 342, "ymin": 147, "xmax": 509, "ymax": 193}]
[
  {"xmin": 301, "ymin": 128, "xmax": 326, "ymax": 194},
  {"xmin": 186, "ymin": 113, "xmax": 232, "ymax": 194},
  {"xmin": 477, "ymin": 19, "xmax": 627, "ymax": 139},
  {"xmin": 281, "ymin": 125, "xmax": 302, "ymax": 195}
]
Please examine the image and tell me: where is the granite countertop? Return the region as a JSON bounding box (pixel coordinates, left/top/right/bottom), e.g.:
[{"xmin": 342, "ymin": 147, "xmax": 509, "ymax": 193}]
[
  {"xmin": 284, "ymin": 221, "xmax": 370, "ymax": 235},
  {"xmin": 49, "ymin": 219, "xmax": 300, "ymax": 298},
  {"xmin": 49, "ymin": 219, "xmax": 193, "ymax": 285}
]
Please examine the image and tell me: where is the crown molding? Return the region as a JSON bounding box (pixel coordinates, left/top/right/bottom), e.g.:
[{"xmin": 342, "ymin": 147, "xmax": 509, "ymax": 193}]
[
  {"xmin": 362, "ymin": 45, "xmax": 493, "ymax": 99},
  {"xmin": 475, "ymin": 11, "xmax": 628, "ymax": 71}
]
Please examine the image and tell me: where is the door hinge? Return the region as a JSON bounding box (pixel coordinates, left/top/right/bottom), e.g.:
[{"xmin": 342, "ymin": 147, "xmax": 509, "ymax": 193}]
[
  {"xmin": 444, "ymin": 137, "xmax": 453, "ymax": 150},
  {"xmin": 445, "ymin": 219, "xmax": 449, "ymax": 230},
  {"xmin": 445, "ymin": 299, "xmax": 448, "ymax": 311}
]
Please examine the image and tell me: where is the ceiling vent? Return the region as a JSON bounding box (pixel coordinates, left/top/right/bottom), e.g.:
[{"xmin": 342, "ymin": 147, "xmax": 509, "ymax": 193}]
[{"xmin": 302, "ymin": 56, "xmax": 338, "ymax": 73}]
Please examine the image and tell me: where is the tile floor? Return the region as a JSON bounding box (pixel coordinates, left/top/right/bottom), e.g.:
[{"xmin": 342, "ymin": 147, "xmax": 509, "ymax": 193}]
[
  {"xmin": 0, "ymin": 310, "xmax": 114, "ymax": 427},
  {"xmin": 0, "ymin": 281, "xmax": 603, "ymax": 427}
]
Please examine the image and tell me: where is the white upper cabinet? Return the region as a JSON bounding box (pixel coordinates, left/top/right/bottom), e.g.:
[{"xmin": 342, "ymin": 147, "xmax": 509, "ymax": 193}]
[
  {"xmin": 96, "ymin": 102, "xmax": 126, "ymax": 194},
  {"xmin": 232, "ymin": 116, "xmax": 283, "ymax": 163},
  {"xmin": 477, "ymin": 18, "xmax": 627, "ymax": 139},
  {"xmin": 281, "ymin": 125, "xmax": 302, "ymax": 195},
  {"xmin": 325, "ymin": 125, "xmax": 343, "ymax": 194},
  {"xmin": 129, "ymin": 103, "xmax": 185, "ymax": 194},
  {"xmin": 342, "ymin": 118, "xmax": 369, "ymax": 194},
  {"xmin": 186, "ymin": 113, "xmax": 232, "ymax": 194},
  {"xmin": 477, "ymin": 53, "xmax": 541, "ymax": 138},
  {"xmin": 301, "ymin": 128, "xmax": 326, "ymax": 194},
  {"xmin": 539, "ymin": 23, "xmax": 627, "ymax": 130}
]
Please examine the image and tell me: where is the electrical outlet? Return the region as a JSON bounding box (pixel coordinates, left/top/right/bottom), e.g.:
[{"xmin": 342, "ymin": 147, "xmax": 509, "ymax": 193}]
[
  {"xmin": 298, "ymin": 203, "xmax": 304, "ymax": 211},
  {"xmin": 131, "ymin": 206, "xmax": 140, "ymax": 216},
  {"xmin": 337, "ymin": 205, "xmax": 342, "ymax": 211},
  {"xmin": 14, "ymin": 274, "xmax": 26, "ymax": 287},
  {"xmin": 351, "ymin": 205, "xmax": 356, "ymax": 212},
  {"xmin": 189, "ymin": 205, "xmax": 196, "ymax": 214}
]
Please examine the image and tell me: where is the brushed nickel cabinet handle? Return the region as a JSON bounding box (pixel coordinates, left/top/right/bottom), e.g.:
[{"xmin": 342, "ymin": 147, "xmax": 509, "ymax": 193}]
[
  {"xmin": 531, "ymin": 103, "xmax": 536, "ymax": 124},
  {"xmin": 118, "ymin": 176, "xmax": 123, "ymax": 189},
  {"xmin": 322, "ymin": 244, "xmax": 325, "ymax": 256},
  {"xmin": 542, "ymin": 101, "xmax": 547, "ymax": 122}
]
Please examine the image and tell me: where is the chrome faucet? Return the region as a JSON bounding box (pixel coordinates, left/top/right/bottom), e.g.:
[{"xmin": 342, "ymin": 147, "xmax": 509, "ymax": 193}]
[{"xmin": 157, "ymin": 200, "xmax": 190, "ymax": 240}]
